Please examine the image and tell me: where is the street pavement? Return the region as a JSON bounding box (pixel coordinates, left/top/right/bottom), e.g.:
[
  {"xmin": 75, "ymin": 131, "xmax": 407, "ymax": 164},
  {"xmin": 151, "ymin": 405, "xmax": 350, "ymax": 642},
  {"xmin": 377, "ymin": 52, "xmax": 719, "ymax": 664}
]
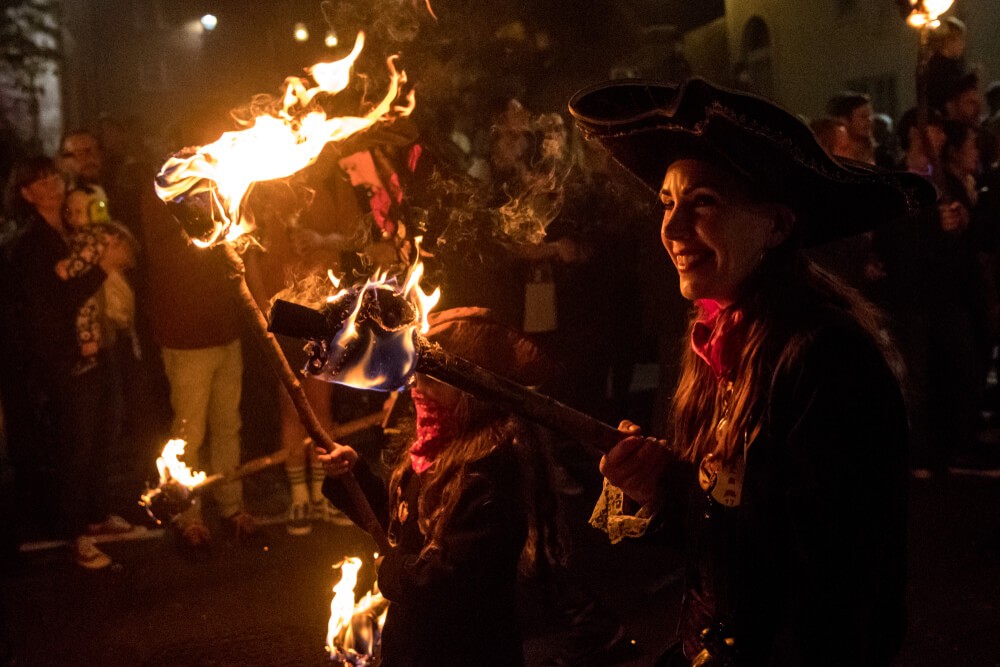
[{"xmin": 2, "ymin": 470, "xmax": 999, "ymax": 666}]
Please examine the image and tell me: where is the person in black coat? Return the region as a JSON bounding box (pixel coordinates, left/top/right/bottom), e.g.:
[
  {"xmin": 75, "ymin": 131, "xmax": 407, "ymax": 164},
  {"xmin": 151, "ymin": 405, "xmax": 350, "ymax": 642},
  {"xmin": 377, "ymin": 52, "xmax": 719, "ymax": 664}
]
[
  {"xmin": 319, "ymin": 307, "xmax": 561, "ymax": 666},
  {"xmin": 568, "ymin": 78, "xmax": 937, "ymax": 665}
]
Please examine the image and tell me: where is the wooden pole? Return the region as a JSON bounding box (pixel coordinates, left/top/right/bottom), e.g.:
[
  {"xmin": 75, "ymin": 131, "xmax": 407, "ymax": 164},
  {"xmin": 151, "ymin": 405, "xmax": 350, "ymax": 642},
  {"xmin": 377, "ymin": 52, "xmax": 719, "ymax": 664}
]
[
  {"xmin": 415, "ymin": 337, "xmax": 625, "ymax": 452},
  {"xmin": 217, "ymin": 245, "xmax": 390, "ymax": 553}
]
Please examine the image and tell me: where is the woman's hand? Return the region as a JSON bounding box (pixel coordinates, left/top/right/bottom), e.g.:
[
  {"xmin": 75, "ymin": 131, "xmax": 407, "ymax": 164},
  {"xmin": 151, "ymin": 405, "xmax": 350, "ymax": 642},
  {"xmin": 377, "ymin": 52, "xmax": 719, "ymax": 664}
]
[
  {"xmin": 599, "ymin": 420, "xmax": 672, "ymax": 507},
  {"xmin": 316, "ymin": 444, "xmax": 359, "ymax": 477}
]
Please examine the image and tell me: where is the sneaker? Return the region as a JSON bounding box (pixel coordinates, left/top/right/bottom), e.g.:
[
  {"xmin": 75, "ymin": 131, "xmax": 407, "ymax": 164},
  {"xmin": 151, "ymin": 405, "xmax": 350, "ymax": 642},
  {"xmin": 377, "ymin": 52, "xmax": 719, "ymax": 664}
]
[
  {"xmin": 87, "ymin": 514, "xmax": 139, "ymax": 536},
  {"xmin": 74, "ymin": 536, "xmax": 112, "ymax": 569},
  {"xmin": 287, "ymin": 502, "xmax": 312, "ymax": 536},
  {"xmin": 226, "ymin": 511, "xmax": 258, "ymax": 540},
  {"xmin": 311, "ymin": 499, "xmax": 354, "ymax": 527}
]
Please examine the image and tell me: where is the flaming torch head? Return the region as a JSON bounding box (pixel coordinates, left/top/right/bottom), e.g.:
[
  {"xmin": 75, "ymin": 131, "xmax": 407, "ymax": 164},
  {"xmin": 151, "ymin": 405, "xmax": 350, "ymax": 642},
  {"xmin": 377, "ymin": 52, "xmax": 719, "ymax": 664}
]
[
  {"xmin": 139, "ymin": 439, "xmax": 207, "ymax": 524},
  {"xmin": 269, "ymin": 259, "xmax": 439, "ymax": 391},
  {"xmin": 152, "ymin": 32, "xmax": 414, "ymax": 248}
]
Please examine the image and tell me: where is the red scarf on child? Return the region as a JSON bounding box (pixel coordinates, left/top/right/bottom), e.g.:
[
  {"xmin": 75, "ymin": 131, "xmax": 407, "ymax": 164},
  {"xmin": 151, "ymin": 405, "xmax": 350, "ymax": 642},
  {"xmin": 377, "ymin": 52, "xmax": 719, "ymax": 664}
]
[
  {"xmin": 690, "ymin": 300, "xmax": 743, "ymax": 381},
  {"xmin": 409, "ymin": 387, "xmax": 457, "ymax": 474}
]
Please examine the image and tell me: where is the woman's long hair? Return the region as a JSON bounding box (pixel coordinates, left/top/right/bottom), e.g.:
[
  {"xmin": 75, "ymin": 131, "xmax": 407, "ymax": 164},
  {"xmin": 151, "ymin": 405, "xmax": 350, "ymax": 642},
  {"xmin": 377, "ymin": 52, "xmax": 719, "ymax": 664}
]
[
  {"xmin": 385, "ymin": 390, "xmax": 565, "ymax": 576},
  {"xmin": 670, "ymin": 237, "xmax": 898, "ymax": 465}
]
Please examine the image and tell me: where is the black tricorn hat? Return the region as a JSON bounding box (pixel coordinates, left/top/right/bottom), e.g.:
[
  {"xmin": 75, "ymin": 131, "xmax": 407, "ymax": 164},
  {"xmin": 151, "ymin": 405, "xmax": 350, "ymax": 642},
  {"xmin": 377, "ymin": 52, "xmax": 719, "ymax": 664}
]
[{"xmin": 568, "ymin": 78, "xmax": 937, "ymax": 247}]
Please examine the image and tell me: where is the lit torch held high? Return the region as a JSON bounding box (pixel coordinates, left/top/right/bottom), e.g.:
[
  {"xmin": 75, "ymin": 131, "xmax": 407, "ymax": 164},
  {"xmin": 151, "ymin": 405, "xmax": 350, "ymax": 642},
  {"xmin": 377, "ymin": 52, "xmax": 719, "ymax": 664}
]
[{"xmin": 150, "ymin": 32, "xmax": 415, "ymax": 553}]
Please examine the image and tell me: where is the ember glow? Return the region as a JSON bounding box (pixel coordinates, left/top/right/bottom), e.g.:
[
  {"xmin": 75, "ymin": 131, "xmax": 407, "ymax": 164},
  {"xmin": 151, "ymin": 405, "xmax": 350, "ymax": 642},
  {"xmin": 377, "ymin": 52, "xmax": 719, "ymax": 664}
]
[
  {"xmin": 326, "ymin": 557, "xmax": 388, "ymax": 665},
  {"xmin": 305, "ymin": 248, "xmax": 440, "ymax": 391},
  {"xmin": 154, "ymin": 32, "xmax": 414, "ymax": 247}
]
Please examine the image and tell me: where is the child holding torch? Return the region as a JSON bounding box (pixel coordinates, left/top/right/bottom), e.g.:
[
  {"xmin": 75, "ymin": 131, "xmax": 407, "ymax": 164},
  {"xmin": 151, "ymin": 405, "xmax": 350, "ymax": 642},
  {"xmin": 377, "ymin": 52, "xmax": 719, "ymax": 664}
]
[{"xmin": 318, "ymin": 307, "xmax": 561, "ymax": 666}]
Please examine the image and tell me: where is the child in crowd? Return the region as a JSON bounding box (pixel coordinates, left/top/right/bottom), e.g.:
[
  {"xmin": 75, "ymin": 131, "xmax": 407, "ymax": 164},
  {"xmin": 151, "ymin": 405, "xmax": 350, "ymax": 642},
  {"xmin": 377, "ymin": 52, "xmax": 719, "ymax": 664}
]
[
  {"xmin": 57, "ymin": 185, "xmax": 140, "ymax": 375},
  {"xmin": 319, "ymin": 307, "xmax": 563, "ymax": 665}
]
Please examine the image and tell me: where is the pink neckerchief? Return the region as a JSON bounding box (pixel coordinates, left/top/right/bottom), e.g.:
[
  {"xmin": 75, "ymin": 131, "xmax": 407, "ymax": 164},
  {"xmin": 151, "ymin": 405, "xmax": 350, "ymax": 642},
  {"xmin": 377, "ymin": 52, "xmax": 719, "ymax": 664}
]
[
  {"xmin": 409, "ymin": 387, "xmax": 457, "ymax": 474},
  {"xmin": 690, "ymin": 299, "xmax": 743, "ymax": 382}
]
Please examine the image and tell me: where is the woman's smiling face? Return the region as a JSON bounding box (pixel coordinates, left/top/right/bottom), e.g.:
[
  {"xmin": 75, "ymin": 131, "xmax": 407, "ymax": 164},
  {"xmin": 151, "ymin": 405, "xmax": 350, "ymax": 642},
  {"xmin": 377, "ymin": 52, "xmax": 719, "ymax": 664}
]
[{"xmin": 659, "ymin": 159, "xmax": 791, "ymax": 305}]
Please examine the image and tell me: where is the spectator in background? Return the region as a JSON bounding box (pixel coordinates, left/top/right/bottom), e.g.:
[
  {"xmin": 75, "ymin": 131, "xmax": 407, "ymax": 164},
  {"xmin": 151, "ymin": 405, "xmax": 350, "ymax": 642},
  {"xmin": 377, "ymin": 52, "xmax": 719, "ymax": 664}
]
[
  {"xmin": 140, "ymin": 189, "xmax": 255, "ymax": 546},
  {"xmin": 927, "ymin": 16, "xmax": 970, "ymax": 115},
  {"xmin": 982, "ymin": 81, "xmax": 1000, "ymax": 168},
  {"xmin": 5, "ymin": 157, "xmax": 134, "ymax": 568},
  {"xmin": 923, "ymin": 120, "xmax": 992, "ymax": 472},
  {"xmin": 809, "ymin": 117, "xmax": 852, "ymax": 159},
  {"xmin": 243, "ymin": 154, "xmax": 361, "ymax": 537},
  {"xmin": 942, "ymin": 72, "xmax": 984, "ymax": 126},
  {"xmin": 60, "ymin": 185, "xmax": 141, "ymax": 375},
  {"xmin": 873, "ymin": 112, "xmax": 900, "ymax": 169},
  {"xmin": 895, "ymin": 107, "xmax": 947, "ymax": 177},
  {"xmin": 872, "ymin": 108, "xmax": 949, "ymax": 477},
  {"xmin": 56, "ymin": 130, "xmax": 103, "ymax": 189},
  {"xmin": 826, "ymin": 91, "xmax": 875, "ymax": 164}
]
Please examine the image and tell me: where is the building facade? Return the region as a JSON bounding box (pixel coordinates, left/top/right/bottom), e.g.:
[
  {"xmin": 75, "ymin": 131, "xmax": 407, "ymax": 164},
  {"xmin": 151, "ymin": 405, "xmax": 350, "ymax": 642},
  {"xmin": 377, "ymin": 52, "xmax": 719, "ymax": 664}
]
[{"xmin": 684, "ymin": 0, "xmax": 1000, "ymax": 120}]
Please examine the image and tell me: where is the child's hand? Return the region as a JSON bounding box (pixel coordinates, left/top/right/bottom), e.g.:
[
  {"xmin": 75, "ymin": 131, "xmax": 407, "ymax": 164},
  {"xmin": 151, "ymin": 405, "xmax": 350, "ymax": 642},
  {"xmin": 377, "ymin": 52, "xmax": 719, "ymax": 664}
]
[{"xmin": 316, "ymin": 444, "xmax": 358, "ymax": 477}]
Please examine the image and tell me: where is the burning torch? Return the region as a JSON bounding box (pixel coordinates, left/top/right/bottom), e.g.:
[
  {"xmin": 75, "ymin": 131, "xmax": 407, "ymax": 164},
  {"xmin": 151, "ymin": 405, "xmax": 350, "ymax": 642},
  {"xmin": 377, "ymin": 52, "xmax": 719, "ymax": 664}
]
[{"xmin": 150, "ymin": 32, "xmax": 417, "ymax": 553}]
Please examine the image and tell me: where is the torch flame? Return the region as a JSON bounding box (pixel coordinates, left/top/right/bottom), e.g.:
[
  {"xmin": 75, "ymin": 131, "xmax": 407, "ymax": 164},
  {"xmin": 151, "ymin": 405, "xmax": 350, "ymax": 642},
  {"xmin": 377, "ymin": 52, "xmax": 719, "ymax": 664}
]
[
  {"xmin": 326, "ymin": 557, "xmax": 388, "ymax": 664},
  {"xmin": 138, "ymin": 438, "xmax": 208, "ymax": 522},
  {"xmin": 155, "ymin": 32, "xmax": 412, "ymax": 247},
  {"xmin": 155, "ymin": 438, "xmax": 207, "ymax": 489}
]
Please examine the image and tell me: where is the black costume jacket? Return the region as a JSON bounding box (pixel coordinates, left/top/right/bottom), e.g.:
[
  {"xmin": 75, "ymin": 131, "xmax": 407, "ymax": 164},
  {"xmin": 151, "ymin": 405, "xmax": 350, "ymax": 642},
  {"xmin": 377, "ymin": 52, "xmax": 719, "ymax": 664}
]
[
  {"xmin": 324, "ymin": 443, "xmax": 527, "ymax": 667},
  {"xmin": 651, "ymin": 308, "xmax": 908, "ymax": 666},
  {"xmin": 6, "ymin": 216, "xmax": 106, "ymax": 376}
]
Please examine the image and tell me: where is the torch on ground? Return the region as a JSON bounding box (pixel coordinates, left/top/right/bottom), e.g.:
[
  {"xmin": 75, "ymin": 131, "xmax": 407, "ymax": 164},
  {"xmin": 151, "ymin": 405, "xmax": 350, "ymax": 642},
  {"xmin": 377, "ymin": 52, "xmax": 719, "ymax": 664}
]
[{"xmin": 325, "ymin": 557, "xmax": 388, "ymax": 665}]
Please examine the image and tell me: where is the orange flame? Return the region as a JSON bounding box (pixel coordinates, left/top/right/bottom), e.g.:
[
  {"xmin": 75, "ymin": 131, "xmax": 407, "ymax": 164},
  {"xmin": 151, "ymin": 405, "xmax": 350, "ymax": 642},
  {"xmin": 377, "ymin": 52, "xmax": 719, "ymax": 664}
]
[
  {"xmin": 138, "ymin": 439, "xmax": 208, "ymax": 519},
  {"xmin": 326, "ymin": 557, "xmax": 388, "ymax": 664},
  {"xmin": 155, "ymin": 32, "xmax": 413, "ymax": 247},
  {"xmin": 153, "ymin": 438, "xmax": 207, "ymax": 489}
]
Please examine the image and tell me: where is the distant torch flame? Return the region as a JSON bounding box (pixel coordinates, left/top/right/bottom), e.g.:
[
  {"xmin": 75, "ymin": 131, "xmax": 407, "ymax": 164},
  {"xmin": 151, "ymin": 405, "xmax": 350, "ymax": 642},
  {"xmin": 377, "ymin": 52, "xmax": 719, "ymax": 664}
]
[
  {"xmin": 305, "ymin": 244, "xmax": 440, "ymax": 391},
  {"xmin": 138, "ymin": 439, "xmax": 207, "ymax": 522},
  {"xmin": 154, "ymin": 32, "xmax": 414, "ymax": 247},
  {"xmin": 326, "ymin": 556, "xmax": 389, "ymax": 664}
]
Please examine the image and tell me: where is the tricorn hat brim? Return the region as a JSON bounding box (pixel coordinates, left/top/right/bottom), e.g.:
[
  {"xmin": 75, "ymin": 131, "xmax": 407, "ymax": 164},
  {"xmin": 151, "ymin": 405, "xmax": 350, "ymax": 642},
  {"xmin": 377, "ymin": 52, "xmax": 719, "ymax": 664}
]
[{"xmin": 568, "ymin": 78, "xmax": 937, "ymax": 247}]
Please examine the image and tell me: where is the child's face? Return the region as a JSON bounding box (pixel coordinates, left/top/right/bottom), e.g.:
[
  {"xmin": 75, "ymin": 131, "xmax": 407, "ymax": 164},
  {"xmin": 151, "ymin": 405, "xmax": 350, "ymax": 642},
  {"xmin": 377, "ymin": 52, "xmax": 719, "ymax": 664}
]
[{"xmin": 64, "ymin": 191, "xmax": 91, "ymax": 228}]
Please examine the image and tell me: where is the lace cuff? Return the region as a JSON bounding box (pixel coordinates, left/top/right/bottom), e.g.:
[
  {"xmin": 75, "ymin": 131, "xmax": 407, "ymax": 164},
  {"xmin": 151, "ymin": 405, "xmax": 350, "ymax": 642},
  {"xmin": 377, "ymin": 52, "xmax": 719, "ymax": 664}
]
[{"xmin": 589, "ymin": 478, "xmax": 655, "ymax": 544}]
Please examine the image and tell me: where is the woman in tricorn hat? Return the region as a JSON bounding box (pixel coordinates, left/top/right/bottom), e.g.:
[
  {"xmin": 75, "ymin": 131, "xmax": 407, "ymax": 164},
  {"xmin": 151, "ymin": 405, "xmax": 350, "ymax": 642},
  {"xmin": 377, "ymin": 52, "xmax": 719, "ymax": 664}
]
[{"xmin": 570, "ymin": 78, "xmax": 936, "ymax": 665}]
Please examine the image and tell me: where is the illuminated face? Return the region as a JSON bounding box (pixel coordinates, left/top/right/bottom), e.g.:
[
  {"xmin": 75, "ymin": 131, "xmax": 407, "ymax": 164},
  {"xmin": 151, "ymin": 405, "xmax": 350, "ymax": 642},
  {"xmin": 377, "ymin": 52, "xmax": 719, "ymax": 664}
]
[
  {"xmin": 64, "ymin": 190, "xmax": 92, "ymax": 228},
  {"xmin": 659, "ymin": 159, "xmax": 789, "ymax": 305},
  {"xmin": 20, "ymin": 171, "xmax": 66, "ymax": 214},
  {"xmin": 59, "ymin": 133, "xmax": 102, "ymax": 183},
  {"xmin": 338, "ymin": 150, "xmax": 384, "ymax": 191}
]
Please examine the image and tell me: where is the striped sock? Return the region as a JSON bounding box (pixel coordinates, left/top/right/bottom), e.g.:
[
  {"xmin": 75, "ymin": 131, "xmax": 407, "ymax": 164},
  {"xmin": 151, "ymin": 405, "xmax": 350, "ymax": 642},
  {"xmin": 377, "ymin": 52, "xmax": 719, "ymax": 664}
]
[
  {"xmin": 286, "ymin": 466, "xmax": 310, "ymax": 506},
  {"xmin": 310, "ymin": 464, "xmax": 326, "ymax": 504}
]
